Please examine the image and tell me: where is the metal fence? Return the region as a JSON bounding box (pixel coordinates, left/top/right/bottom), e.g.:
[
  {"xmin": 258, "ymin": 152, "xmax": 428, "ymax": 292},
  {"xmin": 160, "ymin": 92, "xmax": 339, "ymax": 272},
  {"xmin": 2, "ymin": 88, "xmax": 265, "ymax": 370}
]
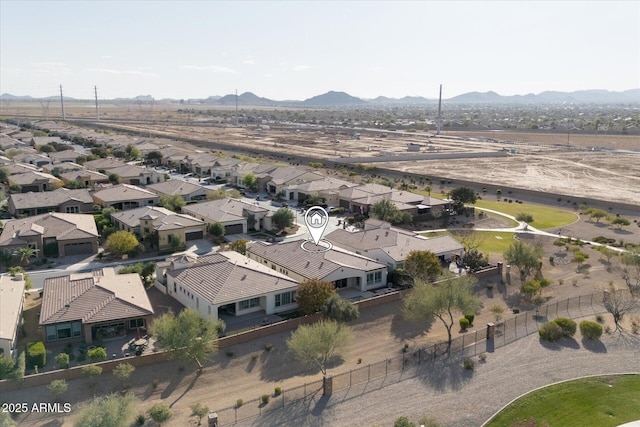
[{"xmin": 215, "ymin": 292, "xmax": 608, "ymax": 425}]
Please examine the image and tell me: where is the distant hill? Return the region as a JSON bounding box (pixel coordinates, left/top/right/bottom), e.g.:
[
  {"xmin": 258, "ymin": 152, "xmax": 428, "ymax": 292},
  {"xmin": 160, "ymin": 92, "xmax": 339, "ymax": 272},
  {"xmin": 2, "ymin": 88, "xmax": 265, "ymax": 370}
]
[
  {"xmin": 2, "ymin": 88, "xmax": 638, "ymax": 105},
  {"xmin": 446, "ymin": 89, "xmax": 640, "ymax": 104},
  {"xmin": 302, "ymin": 91, "xmax": 368, "ymax": 106}
]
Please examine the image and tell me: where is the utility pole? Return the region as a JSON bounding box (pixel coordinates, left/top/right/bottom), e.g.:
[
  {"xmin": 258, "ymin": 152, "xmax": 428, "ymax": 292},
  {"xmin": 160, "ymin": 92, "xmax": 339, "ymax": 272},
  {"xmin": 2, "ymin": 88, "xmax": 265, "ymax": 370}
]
[
  {"xmin": 436, "ymin": 84, "xmax": 442, "ymax": 136},
  {"xmin": 60, "ymin": 85, "xmax": 66, "ymax": 120},
  {"xmin": 94, "ymin": 86, "xmax": 99, "ymax": 121}
]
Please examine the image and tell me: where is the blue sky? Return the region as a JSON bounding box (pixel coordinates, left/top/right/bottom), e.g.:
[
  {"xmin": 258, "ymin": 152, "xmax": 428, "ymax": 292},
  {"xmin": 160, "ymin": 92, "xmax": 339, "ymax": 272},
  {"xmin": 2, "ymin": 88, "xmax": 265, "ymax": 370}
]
[{"xmin": 1, "ymin": 1, "xmax": 638, "ymax": 100}]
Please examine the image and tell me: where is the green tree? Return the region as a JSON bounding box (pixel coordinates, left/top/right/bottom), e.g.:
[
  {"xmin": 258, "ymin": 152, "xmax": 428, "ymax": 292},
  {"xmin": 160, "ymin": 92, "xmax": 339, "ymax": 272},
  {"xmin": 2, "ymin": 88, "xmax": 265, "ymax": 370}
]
[
  {"xmin": 87, "ymin": 347, "xmax": 107, "ymax": 362},
  {"xmin": 150, "ymin": 308, "xmax": 225, "ymax": 370},
  {"xmin": 573, "ymin": 251, "xmax": 589, "ymax": 266},
  {"xmin": 503, "ymin": 240, "xmax": 543, "ymax": 282},
  {"xmin": 449, "ymin": 186, "xmax": 477, "ymax": 208},
  {"xmin": 73, "ymin": 393, "xmax": 135, "ymax": 427},
  {"xmin": 55, "ymin": 352, "xmax": 70, "ymax": 369},
  {"xmin": 145, "ymin": 150, "xmax": 163, "ymax": 165},
  {"xmin": 287, "ymin": 320, "xmax": 350, "ymax": 381},
  {"xmin": 106, "ymin": 231, "xmax": 139, "ymax": 256},
  {"xmin": 168, "ymin": 233, "xmax": 184, "ymax": 251},
  {"xmin": 190, "ymin": 402, "xmax": 209, "ymax": 426},
  {"xmin": 229, "ymin": 238, "xmax": 247, "ymax": 255},
  {"xmin": 48, "ymin": 379, "xmax": 68, "ymax": 400},
  {"xmin": 13, "ymin": 246, "xmax": 39, "ymax": 265},
  {"xmin": 241, "ymin": 172, "xmax": 257, "ymax": 190},
  {"xmin": 304, "ymin": 193, "xmax": 324, "ymax": 206},
  {"xmin": 208, "ymin": 222, "xmax": 225, "ymax": 240},
  {"xmin": 611, "ymin": 217, "xmax": 630, "ymax": 229},
  {"xmin": 404, "ymin": 275, "xmax": 480, "ymax": 353},
  {"xmin": 295, "ymin": 279, "xmax": 337, "ymax": 315},
  {"xmin": 321, "ymin": 294, "xmax": 359, "ymax": 323},
  {"xmin": 596, "ymin": 245, "xmax": 618, "ymax": 264},
  {"xmin": 586, "ymin": 208, "xmax": 608, "ymax": 223},
  {"xmin": 403, "ymin": 250, "xmax": 441, "ymax": 283},
  {"xmin": 159, "ymin": 194, "xmax": 185, "ymax": 212},
  {"xmin": 515, "ymin": 213, "xmax": 534, "ymax": 223},
  {"xmin": 272, "ymin": 207, "xmax": 294, "ymax": 232},
  {"xmin": 0, "ymin": 356, "xmax": 15, "ymax": 380},
  {"xmin": 394, "ymin": 416, "xmax": 417, "ymax": 427},
  {"xmin": 463, "ymin": 249, "xmax": 489, "ymax": 271},
  {"xmin": 148, "ymin": 403, "xmax": 172, "ymax": 426},
  {"xmin": 108, "ymin": 173, "xmax": 119, "ymax": 184},
  {"xmin": 113, "ymin": 363, "xmax": 135, "ymax": 389},
  {"xmin": 125, "ymin": 144, "xmax": 141, "ymax": 160},
  {"xmin": 118, "ymin": 262, "xmax": 156, "ymax": 286},
  {"xmin": 369, "ymin": 199, "xmax": 405, "ymax": 225}
]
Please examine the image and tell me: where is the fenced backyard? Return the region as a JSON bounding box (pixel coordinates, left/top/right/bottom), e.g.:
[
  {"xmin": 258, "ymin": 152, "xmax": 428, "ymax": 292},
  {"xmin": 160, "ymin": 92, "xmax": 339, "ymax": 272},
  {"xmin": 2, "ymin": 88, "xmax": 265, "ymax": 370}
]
[{"xmin": 212, "ymin": 292, "xmax": 609, "ymax": 426}]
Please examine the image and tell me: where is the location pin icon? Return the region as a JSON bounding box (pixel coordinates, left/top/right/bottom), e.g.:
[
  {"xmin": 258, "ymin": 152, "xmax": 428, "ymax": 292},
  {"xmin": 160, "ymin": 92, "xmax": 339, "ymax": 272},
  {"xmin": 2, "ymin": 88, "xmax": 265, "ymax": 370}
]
[{"xmin": 304, "ymin": 206, "xmax": 329, "ymax": 246}]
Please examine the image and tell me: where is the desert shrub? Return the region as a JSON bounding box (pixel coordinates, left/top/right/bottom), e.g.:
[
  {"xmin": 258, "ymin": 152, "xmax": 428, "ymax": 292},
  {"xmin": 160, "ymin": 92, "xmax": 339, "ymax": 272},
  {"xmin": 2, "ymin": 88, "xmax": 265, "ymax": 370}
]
[
  {"xmin": 135, "ymin": 414, "xmax": 146, "ymax": 425},
  {"xmin": 580, "ymin": 321, "xmax": 603, "ymax": 340},
  {"xmin": 55, "ymin": 352, "xmax": 70, "ymax": 369},
  {"xmin": 538, "ymin": 322, "xmax": 562, "ymax": 342},
  {"xmin": 463, "ymin": 358, "xmax": 475, "ymax": 370},
  {"xmin": 264, "ymin": 343, "xmax": 274, "ymax": 351},
  {"xmin": 88, "ymin": 347, "xmax": 107, "ymax": 362},
  {"xmin": 595, "ymin": 314, "xmax": 604, "ymax": 323},
  {"xmin": 26, "ymin": 341, "xmax": 46, "ymax": 369},
  {"xmin": 236, "ymin": 399, "xmax": 243, "ymax": 408},
  {"xmin": 553, "ymin": 318, "xmax": 577, "ymax": 337},
  {"xmin": 464, "ymin": 313, "xmax": 475, "ymax": 325},
  {"xmin": 274, "ymin": 386, "xmax": 281, "ymax": 396},
  {"xmin": 394, "ymin": 416, "xmax": 416, "ymax": 427},
  {"xmin": 478, "ymin": 353, "xmax": 487, "ymax": 362},
  {"xmin": 459, "ymin": 317, "xmax": 470, "ymax": 330},
  {"xmin": 261, "ymin": 394, "xmax": 270, "ymax": 405}
]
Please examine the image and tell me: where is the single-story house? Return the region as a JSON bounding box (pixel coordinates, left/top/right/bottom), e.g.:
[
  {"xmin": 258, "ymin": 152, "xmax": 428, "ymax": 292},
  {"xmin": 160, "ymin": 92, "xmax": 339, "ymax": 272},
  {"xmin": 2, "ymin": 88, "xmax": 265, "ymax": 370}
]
[
  {"xmin": 12, "ymin": 152, "xmax": 52, "ymax": 168},
  {"xmin": 103, "ymin": 165, "xmax": 165, "ymax": 185},
  {"xmin": 59, "ymin": 169, "xmax": 110, "ymax": 188},
  {"xmin": 264, "ymin": 167, "xmax": 324, "ymax": 196},
  {"xmin": 48, "ymin": 149, "xmax": 82, "ymax": 164},
  {"xmin": 39, "ymin": 268, "xmax": 154, "ymax": 345},
  {"xmin": 247, "ymin": 239, "xmax": 388, "ymax": 292},
  {"xmin": 210, "ymin": 158, "xmax": 243, "ymax": 180},
  {"xmin": 0, "ymin": 274, "xmax": 26, "ymax": 358},
  {"xmin": 284, "ymin": 177, "xmax": 356, "ymax": 207},
  {"xmin": 91, "ymin": 184, "xmax": 160, "ymax": 210},
  {"xmin": 111, "ymin": 206, "xmax": 206, "ymax": 250},
  {"xmin": 156, "ymin": 251, "xmax": 299, "ymax": 321},
  {"xmin": 83, "ymin": 158, "xmax": 129, "ymax": 172},
  {"xmin": 325, "ymin": 219, "xmax": 464, "ymax": 270},
  {"xmin": 7, "ymin": 188, "xmax": 95, "ymax": 216},
  {"xmin": 2, "ymin": 162, "xmax": 39, "ymax": 176},
  {"xmin": 146, "ymin": 180, "xmax": 208, "ymax": 201},
  {"xmin": 8, "ymin": 171, "xmax": 62, "ymax": 193},
  {"xmin": 0, "ymin": 212, "xmax": 99, "ymax": 258},
  {"xmin": 182, "ymin": 198, "xmax": 270, "ymax": 234},
  {"xmin": 228, "ymin": 162, "xmax": 278, "ymax": 188}
]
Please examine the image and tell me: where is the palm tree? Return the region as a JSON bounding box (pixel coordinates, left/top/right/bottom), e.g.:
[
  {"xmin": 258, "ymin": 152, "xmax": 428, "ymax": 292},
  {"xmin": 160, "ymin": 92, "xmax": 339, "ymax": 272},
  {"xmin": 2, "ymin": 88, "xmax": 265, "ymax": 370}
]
[{"xmin": 14, "ymin": 246, "xmax": 39, "ymax": 265}]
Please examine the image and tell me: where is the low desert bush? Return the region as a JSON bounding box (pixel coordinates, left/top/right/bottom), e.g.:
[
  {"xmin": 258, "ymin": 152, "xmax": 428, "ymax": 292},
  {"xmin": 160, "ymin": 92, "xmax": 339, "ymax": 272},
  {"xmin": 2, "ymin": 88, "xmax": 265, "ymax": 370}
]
[
  {"xmin": 459, "ymin": 317, "xmax": 470, "ymax": 330},
  {"xmin": 580, "ymin": 321, "xmax": 603, "ymax": 340},
  {"xmin": 261, "ymin": 394, "xmax": 270, "ymax": 405},
  {"xmin": 553, "ymin": 318, "xmax": 577, "ymax": 337},
  {"xmin": 538, "ymin": 321, "xmax": 562, "ymax": 342}
]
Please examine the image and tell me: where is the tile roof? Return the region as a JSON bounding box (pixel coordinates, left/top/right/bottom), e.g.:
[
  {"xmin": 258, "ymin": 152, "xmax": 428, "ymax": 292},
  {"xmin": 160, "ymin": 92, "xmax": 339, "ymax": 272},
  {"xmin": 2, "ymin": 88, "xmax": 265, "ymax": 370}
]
[
  {"xmin": 39, "ymin": 268, "xmax": 153, "ymax": 326},
  {"xmin": 0, "ymin": 275, "xmax": 26, "ymax": 342},
  {"xmin": 182, "ymin": 198, "xmax": 267, "ymax": 222},
  {"xmin": 91, "ymin": 184, "xmax": 159, "ymax": 202},
  {"xmin": 266, "ymin": 167, "xmax": 324, "ymax": 185},
  {"xmin": 84, "ymin": 158, "xmax": 128, "ymax": 171},
  {"xmin": 286, "ymin": 177, "xmax": 355, "ymax": 193},
  {"xmin": 0, "ymin": 213, "xmax": 99, "ymax": 245},
  {"xmin": 146, "ymin": 180, "xmax": 204, "ymax": 197},
  {"xmin": 112, "ymin": 206, "xmax": 204, "ymax": 229},
  {"xmin": 59, "ymin": 169, "xmax": 109, "ymax": 182},
  {"xmin": 104, "ymin": 164, "xmax": 156, "ymax": 178},
  {"xmin": 247, "ymin": 239, "xmax": 386, "ymax": 280},
  {"xmin": 168, "ymin": 251, "xmax": 298, "ymax": 306},
  {"xmin": 8, "ymin": 171, "xmax": 61, "ymax": 185},
  {"xmin": 9, "ymin": 188, "xmax": 93, "ymax": 210},
  {"xmin": 325, "ymin": 228, "xmax": 463, "ymax": 262}
]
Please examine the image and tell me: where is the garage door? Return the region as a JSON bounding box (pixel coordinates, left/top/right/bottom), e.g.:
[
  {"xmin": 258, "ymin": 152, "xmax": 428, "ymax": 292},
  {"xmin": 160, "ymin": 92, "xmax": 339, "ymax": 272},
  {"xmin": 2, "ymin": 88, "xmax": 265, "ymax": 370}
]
[
  {"xmin": 64, "ymin": 242, "xmax": 94, "ymax": 256},
  {"xmin": 185, "ymin": 230, "xmax": 203, "ymax": 241},
  {"xmin": 224, "ymin": 224, "xmax": 244, "ymax": 235}
]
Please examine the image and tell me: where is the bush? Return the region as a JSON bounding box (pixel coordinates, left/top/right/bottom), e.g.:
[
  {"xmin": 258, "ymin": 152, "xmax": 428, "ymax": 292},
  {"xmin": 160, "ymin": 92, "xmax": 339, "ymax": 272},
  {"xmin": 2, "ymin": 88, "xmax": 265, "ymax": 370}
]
[
  {"xmin": 274, "ymin": 386, "xmax": 281, "ymax": 396},
  {"xmin": 394, "ymin": 416, "xmax": 417, "ymax": 427},
  {"xmin": 261, "ymin": 394, "xmax": 270, "ymax": 405},
  {"xmin": 596, "ymin": 314, "xmax": 604, "ymax": 323},
  {"xmin": 553, "ymin": 318, "xmax": 577, "ymax": 337},
  {"xmin": 236, "ymin": 399, "xmax": 243, "ymax": 408},
  {"xmin": 580, "ymin": 321, "xmax": 603, "ymax": 340},
  {"xmin": 264, "ymin": 343, "xmax": 274, "ymax": 351},
  {"xmin": 135, "ymin": 414, "xmax": 146, "ymax": 425},
  {"xmin": 463, "ymin": 358, "xmax": 475, "ymax": 370},
  {"xmin": 55, "ymin": 352, "xmax": 70, "ymax": 369},
  {"xmin": 88, "ymin": 347, "xmax": 107, "ymax": 362},
  {"xmin": 464, "ymin": 313, "xmax": 475, "ymax": 325},
  {"xmin": 26, "ymin": 341, "xmax": 46, "ymax": 369},
  {"xmin": 459, "ymin": 317, "xmax": 470, "ymax": 330},
  {"xmin": 538, "ymin": 322, "xmax": 562, "ymax": 342}
]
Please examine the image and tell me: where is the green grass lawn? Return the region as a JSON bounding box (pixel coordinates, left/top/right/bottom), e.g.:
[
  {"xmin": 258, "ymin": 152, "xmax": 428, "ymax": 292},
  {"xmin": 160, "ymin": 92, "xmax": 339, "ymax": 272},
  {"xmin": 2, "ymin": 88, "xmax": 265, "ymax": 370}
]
[
  {"xmin": 475, "ymin": 199, "xmax": 578, "ymax": 229},
  {"xmin": 485, "ymin": 375, "xmax": 640, "ymax": 427},
  {"xmin": 421, "ymin": 231, "xmax": 516, "ymax": 255}
]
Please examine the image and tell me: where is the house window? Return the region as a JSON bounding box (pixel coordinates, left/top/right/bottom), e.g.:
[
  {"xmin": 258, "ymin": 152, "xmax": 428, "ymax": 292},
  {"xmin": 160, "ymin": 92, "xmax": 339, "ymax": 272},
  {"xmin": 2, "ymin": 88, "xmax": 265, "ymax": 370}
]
[
  {"xmin": 46, "ymin": 325, "xmax": 57, "ymax": 341},
  {"xmin": 366, "ymin": 271, "xmax": 382, "ymax": 285},
  {"xmin": 275, "ymin": 291, "xmax": 296, "ymax": 307},
  {"xmin": 65, "ymin": 206, "xmax": 79, "ymax": 213},
  {"xmin": 334, "ymin": 278, "xmax": 348, "ymax": 289},
  {"xmin": 129, "ymin": 318, "xmax": 144, "ymax": 329},
  {"xmin": 46, "ymin": 321, "xmax": 82, "ymax": 341},
  {"xmin": 72, "ymin": 321, "xmax": 82, "ymax": 337},
  {"xmin": 239, "ymin": 297, "xmax": 260, "ymax": 310}
]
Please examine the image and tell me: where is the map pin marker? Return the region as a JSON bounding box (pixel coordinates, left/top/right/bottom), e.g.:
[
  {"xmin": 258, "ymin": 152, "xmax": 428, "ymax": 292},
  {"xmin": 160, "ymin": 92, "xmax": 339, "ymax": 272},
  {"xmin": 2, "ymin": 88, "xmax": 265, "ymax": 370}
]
[{"xmin": 304, "ymin": 206, "xmax": 329, "ymax": 246}]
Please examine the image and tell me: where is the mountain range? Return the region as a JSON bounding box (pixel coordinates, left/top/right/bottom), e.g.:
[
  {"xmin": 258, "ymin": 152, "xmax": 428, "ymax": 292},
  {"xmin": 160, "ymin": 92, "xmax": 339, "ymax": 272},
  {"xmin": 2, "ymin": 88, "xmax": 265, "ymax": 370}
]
[{"xmin": 1, "ymin": 89, "xmax": 638, "ymax": 106}]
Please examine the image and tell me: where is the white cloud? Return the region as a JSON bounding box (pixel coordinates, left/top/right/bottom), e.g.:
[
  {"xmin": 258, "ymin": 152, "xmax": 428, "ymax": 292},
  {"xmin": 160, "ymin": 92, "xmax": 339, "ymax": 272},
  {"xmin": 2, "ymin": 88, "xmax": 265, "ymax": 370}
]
[
  {"xmin": 243, "ymin": 59, "xmax": 256, "ymax": 65},
  {"xmin": 85, "ymin": 68, "xmax": 158, "ymax": 77},
  {"xmin": 293, "ymin": 65, "xmax": 311, "ymax": 71},
  {"xmin": 29, "ymin": 62, "xmax": 71, "ymax": 74},
  {"xmin": 180, "ymin": 65, "xmax": 236, "ymax": 73}
]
